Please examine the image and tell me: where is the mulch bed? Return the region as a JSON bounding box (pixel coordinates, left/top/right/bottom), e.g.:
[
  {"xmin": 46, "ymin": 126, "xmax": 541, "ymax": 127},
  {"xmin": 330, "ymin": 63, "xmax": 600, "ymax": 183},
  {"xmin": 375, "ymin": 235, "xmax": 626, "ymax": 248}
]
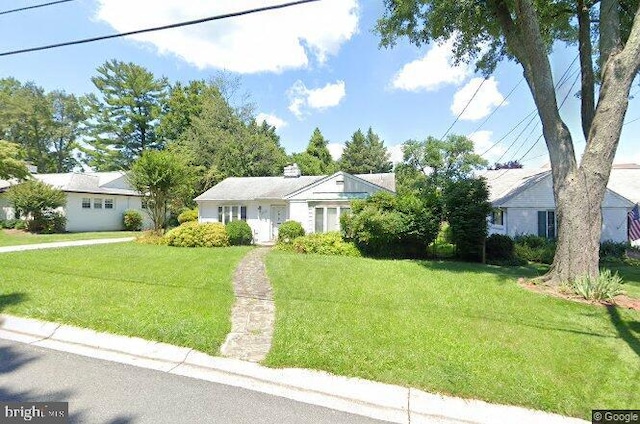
[{"xmin": 518, "ymin": 278, "xmax": 640, "ymax": 311}]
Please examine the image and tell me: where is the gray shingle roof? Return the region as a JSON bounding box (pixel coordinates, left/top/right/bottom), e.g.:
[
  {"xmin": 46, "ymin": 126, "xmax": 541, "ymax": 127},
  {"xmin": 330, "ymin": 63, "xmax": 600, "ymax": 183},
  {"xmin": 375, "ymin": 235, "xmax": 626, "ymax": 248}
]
[
  {"xmin": 194, "ymin": 172, "xmax": 397, "ymax": 201},
  {"xmin": 0, "ymin": 172, "xmax": 140, "ymax": 196},
  {"xmin": 484, "ymin": 166, "xmax": 640, "ymax": 206}
]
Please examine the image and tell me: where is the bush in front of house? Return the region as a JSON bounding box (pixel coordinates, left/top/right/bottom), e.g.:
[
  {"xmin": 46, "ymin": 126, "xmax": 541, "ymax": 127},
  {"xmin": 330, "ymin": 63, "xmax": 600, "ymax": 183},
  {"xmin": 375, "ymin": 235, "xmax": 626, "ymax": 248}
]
[
  {"xmin": 341, "ymin": 192, "xmax": 439, "ymax": 259},
  {"xmin": 486, "ymin": 234, "xmax": 515, "ymax": 261},
  {"xmin": 226, "ymin": 220, "xmax": 253, "ymax": 245},
  {"xmin": 123, "ymin": 209, "xmax": 143, "ymax": 231},
  {"xmin": 177, "ymin": 208, "xmax": 198, "ymax": 224},
  {"xmin": 513, "ymin": 234, "xmax": 556, "ymax": 264},
  {"xmin": 135, "ymin": 230, "xmax": 168, "ymax": 246},
  {"xmin": 164, "ymin": 221, "xmax": 229, "ymax": 248},
  {"xmin": 291, "ymin": 232, "xmax": 361, "ymax": 257},
  {"xmin": 28, "ymin": 210, "xmax": 66, "ymax": 234},
  {"xmin": 443, "ymin": 178, "xmax": 492, "ymax": 262},
  {"xmin": 277, "ymin": 220, "xmax": 305, "ymax": 244}
]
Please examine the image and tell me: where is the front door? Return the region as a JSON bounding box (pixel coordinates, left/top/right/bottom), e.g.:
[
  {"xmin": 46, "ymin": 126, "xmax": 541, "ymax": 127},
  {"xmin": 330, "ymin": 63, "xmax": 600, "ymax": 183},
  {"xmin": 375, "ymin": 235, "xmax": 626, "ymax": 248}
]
[{"xmin": 271, "ymin": 206, "xmax": 287, "ymax": 240}]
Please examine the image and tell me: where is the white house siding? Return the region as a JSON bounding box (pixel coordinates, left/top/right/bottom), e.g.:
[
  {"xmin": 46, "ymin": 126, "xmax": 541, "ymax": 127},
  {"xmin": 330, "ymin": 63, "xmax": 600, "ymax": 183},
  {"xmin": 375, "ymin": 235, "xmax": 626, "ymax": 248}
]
[
  {"xmin": 289, "ymin": 201, "xmax": 311, "ymax": 233},
  {"xmin": 287, "ymin": 173, "xmax": 378, "ymax": 202},
  {"xmin": 601, "ymin": 207, "xmax": 628, "ymax": 242},
  {"xmin": 198, "ymin": 200, "xmax": 287, "ymax": 243},
  {"xmin": 63, "ymin": 192, "xmax": 150, "ymax": 232},
  {"xmin": 0, "ymin": 194, "xmax": 14, "ymax": 220}
]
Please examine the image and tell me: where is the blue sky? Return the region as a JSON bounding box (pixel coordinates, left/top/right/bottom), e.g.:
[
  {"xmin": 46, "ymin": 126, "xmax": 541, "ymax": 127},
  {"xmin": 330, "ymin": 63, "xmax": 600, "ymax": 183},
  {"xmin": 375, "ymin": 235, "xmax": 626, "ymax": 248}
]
[{"xmin": 1, "ymin": 0, "xmax": 638, "ymax": 168}]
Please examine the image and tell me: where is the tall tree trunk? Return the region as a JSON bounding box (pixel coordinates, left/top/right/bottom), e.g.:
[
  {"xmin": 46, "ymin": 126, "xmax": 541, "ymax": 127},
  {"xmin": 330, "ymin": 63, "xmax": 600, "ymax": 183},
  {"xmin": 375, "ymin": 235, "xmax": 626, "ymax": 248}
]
[{"xmin": 490, "ymin": 0, "xmax": 640, "ymax": 284}]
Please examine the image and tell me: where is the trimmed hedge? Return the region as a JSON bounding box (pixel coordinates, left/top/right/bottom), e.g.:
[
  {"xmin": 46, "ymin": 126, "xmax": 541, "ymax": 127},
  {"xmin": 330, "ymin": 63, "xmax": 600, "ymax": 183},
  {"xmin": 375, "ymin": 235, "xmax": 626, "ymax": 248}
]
[
  {"xmin": 226, "ymin": 220, "xmax": 253, "ymax": 245},
  {"xmin": 178, "ymin": 209, "xmax": 198, "ymax": 224},
  {"xmin": 164, "ymin": 222, "xmax": 229, "ymax": 247},
  {"xmin": 277, "ymin": 220, "xmax": 305, "ymax": 244},
  {"xmin": 486, "ymin": 234, "xmax": 515, "ymax": 261},
  {"xmin": 123, "ymin": 209, "xmax": 143, "ymax": 231},
  {"xmin": 291, "ymin": 232, "xmax": 361, "ymax": 257}
]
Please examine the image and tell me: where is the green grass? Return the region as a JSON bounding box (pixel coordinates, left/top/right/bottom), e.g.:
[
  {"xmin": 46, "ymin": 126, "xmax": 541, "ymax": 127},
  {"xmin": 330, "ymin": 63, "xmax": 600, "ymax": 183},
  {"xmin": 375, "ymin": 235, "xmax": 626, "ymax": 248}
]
[
  {"xmin": 0, "ymin": 229, "xmax": 139, "ymax": 247},
  {"xmin": 610, "ymin": 265, "xmax": 640, "ymax": 299},
  {"xmin": 0, "ymin": 243, "xmax": 251, "ymax": 354},
  {"xmin": 265, "ymin": 252, "xmax": 640, "ymax": 419}
]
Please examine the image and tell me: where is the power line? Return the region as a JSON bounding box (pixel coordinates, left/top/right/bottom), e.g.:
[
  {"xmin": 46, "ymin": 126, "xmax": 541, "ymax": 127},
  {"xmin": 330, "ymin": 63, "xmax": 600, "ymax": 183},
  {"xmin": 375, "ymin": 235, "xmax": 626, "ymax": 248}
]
[
  {"xmin": 624, "ymin": 116, "xmax": 640, "ymax": 126},
  {"xmin": 0, "ymin": 0, "xmax": 74, "ymax": 16},
  {"xmin": 470, "ymin": 77, "xmax": 523, "ymax": 135},
  {"xmin": 0, "ymin": 0, "xmax": 320, "ymax": 57},
  {"xmin": 441, "ymin": 77, "xmax": 488, "ymax": 140}
]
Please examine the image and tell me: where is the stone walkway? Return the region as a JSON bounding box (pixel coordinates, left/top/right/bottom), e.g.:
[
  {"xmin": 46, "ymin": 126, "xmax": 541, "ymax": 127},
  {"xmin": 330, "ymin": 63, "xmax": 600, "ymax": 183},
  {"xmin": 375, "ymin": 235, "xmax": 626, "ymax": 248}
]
[{"xmin": 220, "ymin": 247, "xmax": 275, "ymax": 362}]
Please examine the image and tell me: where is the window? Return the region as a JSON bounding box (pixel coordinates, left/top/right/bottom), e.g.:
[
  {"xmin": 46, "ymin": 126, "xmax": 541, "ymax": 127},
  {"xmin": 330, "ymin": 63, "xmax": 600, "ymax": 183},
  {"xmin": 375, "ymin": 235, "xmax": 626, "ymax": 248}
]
[
  {"xmin": 82, "ymin": 198, "xmax": 91, "ymax": 209},
  {"xmin": 537, "ymin": 210, "xmax": 556, "ymax": 239},
  {"xmin": 490, "ymin": 209, "xmax": 504, "ymax": 226},
  {"xmin": 141, "ymin": 199, "xmax": 148, "ymax": 209},
  {"xmin": 218, "ymin": 205, "xmax": 247, "ymax": 224},
  {"xmin": 314, "ymin": 205, "xmax": 350, "ymax": 233},
  {"xmin": 105, "ymin": 199, "xmax": 114, "ymax": 209},
  {"xmin": 94, "ymin": 198, "xmax": 103, "ymax": 209}
]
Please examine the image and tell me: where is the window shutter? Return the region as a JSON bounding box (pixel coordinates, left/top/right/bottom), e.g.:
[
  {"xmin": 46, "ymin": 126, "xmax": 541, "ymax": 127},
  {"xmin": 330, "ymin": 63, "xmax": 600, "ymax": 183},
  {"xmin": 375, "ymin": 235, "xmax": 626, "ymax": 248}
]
[
  {"xmin": 537, "ymin": 211, "xmax": 546, "ymax": 237},
  {"xmin": 547, "ymin": 211, "xmax": 556, "ymax": 239}
]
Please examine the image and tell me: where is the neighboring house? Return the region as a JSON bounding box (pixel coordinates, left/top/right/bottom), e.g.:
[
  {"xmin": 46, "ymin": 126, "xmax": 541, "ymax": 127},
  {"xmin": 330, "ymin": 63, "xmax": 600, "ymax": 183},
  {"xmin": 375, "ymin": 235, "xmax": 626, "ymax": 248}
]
[
  {"xmin": 484, "ymin": 165, "xmax": 639, "ymax": 243},
  {"xmin": 195, "ymin": 164, "xmax": 395, "ymax": 243},
  {"xmin": 0, "ymin": 171, "xmax": 151, "ymax": 232}
]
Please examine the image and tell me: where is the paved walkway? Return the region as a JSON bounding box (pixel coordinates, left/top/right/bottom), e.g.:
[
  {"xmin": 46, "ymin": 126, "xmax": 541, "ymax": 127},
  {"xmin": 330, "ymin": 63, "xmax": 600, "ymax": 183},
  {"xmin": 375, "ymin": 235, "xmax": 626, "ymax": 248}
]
[
  {"xmin": 0, "ymin": 237, "xmax": 135, "ymax": 253},
  {"xmin": 220, "ymin": 247, "xmax": 276, "ymax": 362}
]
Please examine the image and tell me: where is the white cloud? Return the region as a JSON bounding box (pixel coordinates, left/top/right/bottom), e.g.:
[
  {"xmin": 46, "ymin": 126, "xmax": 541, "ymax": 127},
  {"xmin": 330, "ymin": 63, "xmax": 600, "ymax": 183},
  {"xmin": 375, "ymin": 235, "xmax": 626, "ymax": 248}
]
[
  {"xmin": 95, "ymin": 0, "xmax": 359, "ymax": 73},
  {"xmin": 451, "ymin": 77, "xmax": 505, "ymax": 121},
  {"xmin": 288, "ymin": 80, "xmax": 346, "ymax": 119},
  {"xmin": 468, "ymin": 130, "xmax": 505, "ymax": 163},
  {"xmin": 255, "ymin": 112, "xmax": 287, "ymax": 130},
  {"xmin": 327, "ymin": 143, "xmax": 344, "ymax": 161},
  {"xmin": 392, "ymin": 38, "xmax": 471, "ymax": 92}
]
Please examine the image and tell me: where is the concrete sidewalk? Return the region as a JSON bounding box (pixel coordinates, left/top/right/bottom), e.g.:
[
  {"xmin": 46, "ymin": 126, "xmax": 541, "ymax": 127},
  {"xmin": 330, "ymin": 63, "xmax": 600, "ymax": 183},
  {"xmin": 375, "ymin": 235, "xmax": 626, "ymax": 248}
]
[
  {"xmin": 0, "ymin": 315, "xmax": 588, "ymax": 424},
  {"xmin": 0, "ymin": 237, "xmax": 135, "ymax": 253}
]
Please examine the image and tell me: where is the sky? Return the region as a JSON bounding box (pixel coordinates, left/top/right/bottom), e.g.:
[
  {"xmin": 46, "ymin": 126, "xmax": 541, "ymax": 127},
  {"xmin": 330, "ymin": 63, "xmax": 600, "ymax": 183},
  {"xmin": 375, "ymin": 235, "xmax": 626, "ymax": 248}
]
[{"xmin": 0, "ymin": 0, "xmax": 639, "ymax": 168}]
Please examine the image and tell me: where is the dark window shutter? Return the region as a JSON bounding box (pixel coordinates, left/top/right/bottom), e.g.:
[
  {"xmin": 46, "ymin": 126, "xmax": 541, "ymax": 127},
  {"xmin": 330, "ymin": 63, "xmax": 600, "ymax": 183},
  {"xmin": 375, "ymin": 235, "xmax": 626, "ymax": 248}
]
[
  {"xmin": 548, "ymin": 211, "xmax": 556, "ymax": 239},
  {"xmin": 537, "ymin": 211, "xmax": 547, "ymax": 237}
]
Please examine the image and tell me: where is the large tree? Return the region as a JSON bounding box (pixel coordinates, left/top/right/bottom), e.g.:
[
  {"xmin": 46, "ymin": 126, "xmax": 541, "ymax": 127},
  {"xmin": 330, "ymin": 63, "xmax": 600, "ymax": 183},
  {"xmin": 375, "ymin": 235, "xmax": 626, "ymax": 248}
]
[
  {"xmin": 340, "ymin": 127, "xmax": 392, "ymax": 174},
  {"xmin": 0, "ymin": 78, "xmax": 54, "ymax": 172},
  {"xmin": 0, "ymin": 140, "xmax": 30, "ymax": 180},
  {"xmin": 291, "ymin": 128, "xmax": 337, "ymax": 175},
  {"xmin": 82, "ymin": 60, "xmax": 168, "ymax": 171},
  {"xmin": 175, "ymin": 88, "xmax": 287, "ymax": 191},
  {"xmin": 378, "ymin": 0, "xmax": 640, "ymax": 284},
  {"xmin": 48, "ymin": 91, "xmax": 84, "ymax": 172}
]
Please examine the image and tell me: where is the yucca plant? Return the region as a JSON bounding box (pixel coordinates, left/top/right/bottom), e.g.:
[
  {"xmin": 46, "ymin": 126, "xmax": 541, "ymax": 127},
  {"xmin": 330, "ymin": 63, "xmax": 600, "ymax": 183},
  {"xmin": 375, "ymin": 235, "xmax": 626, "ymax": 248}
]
[{"xmin": 572, "ymin": 269, "xmax": 624, "ymax": 302}]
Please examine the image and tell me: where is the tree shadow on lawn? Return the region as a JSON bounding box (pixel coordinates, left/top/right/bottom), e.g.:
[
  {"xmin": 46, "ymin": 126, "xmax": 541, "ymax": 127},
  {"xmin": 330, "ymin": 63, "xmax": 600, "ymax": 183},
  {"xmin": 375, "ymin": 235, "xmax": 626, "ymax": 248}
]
[
  {"xmin": 0, "ymin": 292, "xmax": 27, "ymax": 313},
  {"xmin": 607, "ymin": 305, "xmax": 640, "ymax": 358},
  {"xmin": 414, "ymin": 259, "xmax": 546, "ymax": 284}
]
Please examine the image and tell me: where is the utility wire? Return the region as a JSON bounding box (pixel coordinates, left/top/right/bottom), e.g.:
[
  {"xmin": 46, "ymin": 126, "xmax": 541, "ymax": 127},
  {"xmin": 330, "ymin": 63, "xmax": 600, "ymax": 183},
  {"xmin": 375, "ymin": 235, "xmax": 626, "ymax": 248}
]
[
  {"xmin": 470, "ymin": 77, "xmax": 523, "ymax": 136},
  {"xmin": 0, "ymin": 0, "xmax": 320, "ymax": 57},
  {"xmin": 440, "ymin": 77, "xmax": 488, "ymax": 140},
  {"xmin": 0, "ymin": 0, "xmax": 74, "ymax": 16}
]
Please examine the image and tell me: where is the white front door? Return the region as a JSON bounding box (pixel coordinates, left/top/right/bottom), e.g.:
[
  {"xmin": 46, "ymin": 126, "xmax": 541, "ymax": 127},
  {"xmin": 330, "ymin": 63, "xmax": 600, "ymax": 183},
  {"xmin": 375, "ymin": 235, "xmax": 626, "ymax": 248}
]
[{"xmin": 271, "ymin": 206, "xmax": 287, "ymax": 240}]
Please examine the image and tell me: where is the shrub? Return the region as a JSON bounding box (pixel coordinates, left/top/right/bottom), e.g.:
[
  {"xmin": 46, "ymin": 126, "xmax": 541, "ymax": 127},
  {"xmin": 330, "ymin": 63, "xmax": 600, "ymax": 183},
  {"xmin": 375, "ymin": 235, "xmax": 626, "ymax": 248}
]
[
  {"xmin": 443, "ymin": 178, "xmax": 492, "ymax": 262},
  {"xmin": 226, "ymin": 220, "xmax": 253, "ymax": 245},
  {"xmin": 178, "ymin": 208, "xmax": 198, "ymax": 224},
  {"xmin": 277, "ymin": 220, "xmax": 305, "ymax": 244},
  {"xmin": 14, "ymin": 220, "xmax": 27, "ymax": 230},
  {"xmin": 164, "ymin": 222, "xmax": 229, "ymax": 248},
  {"xmin": 0, "ymin": 219, "xmax": 17, "ymax": 229},
  {"xmin": 135, "ymin": 230, "xmax": 168, "ymax": 246},
  {"xmin": 123, "ymin": 209, "xmax": 143, "ymax": 231},
  {"xmin": 288, "ymin": 232, "xmax": 361, "ymax": 257},
  {"xmin": 342, "ymin": 192, "xmax": 439, "ymax": 258},
  {"xmin": 27, "ymin": 210, "xmax": 66, "ymax": 234},
  {"xmin": 486, "ymin": 234, "xmax": 515, "ymax": 261},
  {"xmin": 513, "ymin": 235, "xmax": 556, "ymax": 264},
  {"xmin": 571, "ymin": 269, "xmax": 624, "ymax": 302}
]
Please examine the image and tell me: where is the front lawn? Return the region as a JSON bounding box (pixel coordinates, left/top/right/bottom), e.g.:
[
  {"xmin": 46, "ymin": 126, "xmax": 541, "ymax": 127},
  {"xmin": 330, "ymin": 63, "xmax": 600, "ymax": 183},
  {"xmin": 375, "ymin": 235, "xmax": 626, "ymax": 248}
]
[
  {"xmin": 0, "ymin": 229, "xmax": 138, "ymax": 247},
  {"xmin": 0, "ymin": 243, "xmax": 251, "ymax": 354},
  {"xmin": 265, "ymin": 252, "xmax": 640, "ymax": 419}
]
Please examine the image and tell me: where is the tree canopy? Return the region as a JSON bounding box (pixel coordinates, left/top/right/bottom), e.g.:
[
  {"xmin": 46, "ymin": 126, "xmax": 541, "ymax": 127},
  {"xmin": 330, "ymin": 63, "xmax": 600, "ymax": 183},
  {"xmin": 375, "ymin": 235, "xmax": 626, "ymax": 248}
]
[
  {"xmin": 82, "ymin": 60, "xmax": 168, "ymax": 171},
  {"xmin": 0, "ymin": 140, "xmax": 30, "ymax": 180},
  {"xmin": 378, "ymin": 0, "xmax": 640, "ymax": 283},
  {"xmin": 340, "ymin": 127, "xmax": 392, "ymax": 174}
]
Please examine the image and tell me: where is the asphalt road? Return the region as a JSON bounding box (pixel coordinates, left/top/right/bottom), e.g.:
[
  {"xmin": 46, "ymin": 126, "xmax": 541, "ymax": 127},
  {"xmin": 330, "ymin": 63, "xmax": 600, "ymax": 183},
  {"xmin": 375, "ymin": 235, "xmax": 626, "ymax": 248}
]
[{"xmin": 0, "ymin": 338, "xmax": 389, "ymax": 424}]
